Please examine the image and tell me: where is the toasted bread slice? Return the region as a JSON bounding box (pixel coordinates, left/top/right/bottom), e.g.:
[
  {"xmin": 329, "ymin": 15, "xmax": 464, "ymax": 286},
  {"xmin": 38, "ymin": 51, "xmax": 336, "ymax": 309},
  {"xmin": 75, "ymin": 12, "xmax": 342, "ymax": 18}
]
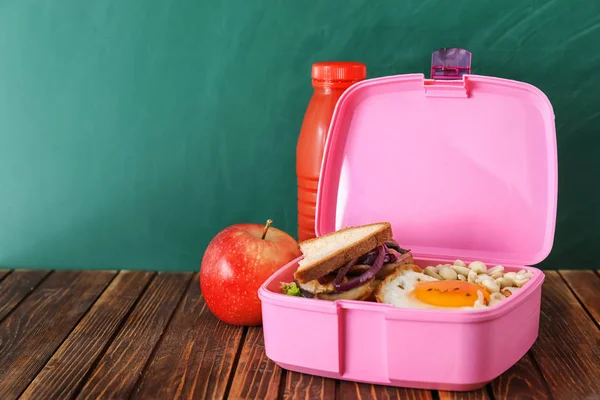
[
  {"xmin": 347, "ymin": 256, "xmax": 416, "ymax": 279},
  {"xmin": 293, "ymin": 222, "xmax": 392, "ymax": 283}
]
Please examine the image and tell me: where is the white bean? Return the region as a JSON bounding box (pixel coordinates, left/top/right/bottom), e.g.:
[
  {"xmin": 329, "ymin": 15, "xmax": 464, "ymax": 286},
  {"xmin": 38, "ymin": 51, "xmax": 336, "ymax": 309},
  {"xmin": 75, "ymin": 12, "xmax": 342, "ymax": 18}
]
[
  {"xmin": 489, "ymin": 292, "xmax": 506, "ymax": 307},
  {"xmin": 490, "ymin": 292, "xmax": 506, "ymax": 301},
  {"xmin": 469, "ymin": 261, "xmax": 487, "ymax": 274},
  {"xmin": 487, "ymin": 266, "xmax": 504, "ymax": 280},
  {"xmin": 496, "ymin": 277, "xmax": 516, "ymax": 289},
  {"xmin": 518, "ymin": 269, "xmax": 532, "ymax": 277},
  {"xmin": 468, "ymin": 269, "xmax": 478, "ymax": 283},
  {"xmin": 502, "ymin": 287, "xmax": 519, "ymax": 296},
  {"xmin": 473, "ymin": 290, "xmax": 487, "ymax": 308},
  {"xmin": 424, "ymin": 266, "xmax": 443, "ymax": 280},
  {"xmin": 504, "ymin": 272, "xmax": 518, "ymax": 281},
  {"xmin": 480, "ymin": 278, "xmax": 500, "ymax": 293},
  {"xmin": 457, "ymin": 274, "xmax": 467, "ymax": 281},
  {"xmin": 514, "ymin": 275, "xmax": 531, "ymax": 288},
  {"xmin": 437, "ymin": 264, "xmax": 452, "ymax": 273},
  {"xmin": 439, "ymin": 266, "xmax": 458, "ymax": 280},
  {"xmin": 451, "ymin": 265, "xmax": 471, "ymax": 277},
  {"xmin": 454, "ymin": 260, "xmax": 467, "ymax": 267},
  {"xmin": 517, "ymin": 269, "xmax": 533, "ymax": 280}
]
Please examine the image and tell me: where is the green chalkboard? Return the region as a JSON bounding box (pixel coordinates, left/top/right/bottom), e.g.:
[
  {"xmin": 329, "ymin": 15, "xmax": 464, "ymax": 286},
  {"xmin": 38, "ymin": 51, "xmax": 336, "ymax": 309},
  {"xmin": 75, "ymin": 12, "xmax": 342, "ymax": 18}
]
[{"xmin": 0, "ymin": 0, "xmax": 598, "ymax": 271}]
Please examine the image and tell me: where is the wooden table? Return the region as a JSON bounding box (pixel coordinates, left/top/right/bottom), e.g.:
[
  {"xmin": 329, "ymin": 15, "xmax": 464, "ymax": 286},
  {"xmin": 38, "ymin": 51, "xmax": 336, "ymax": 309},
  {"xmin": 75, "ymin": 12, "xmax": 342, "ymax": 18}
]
[{"xmin": 0, "ymin": 269, "xmax": 598, "ymax": 400}]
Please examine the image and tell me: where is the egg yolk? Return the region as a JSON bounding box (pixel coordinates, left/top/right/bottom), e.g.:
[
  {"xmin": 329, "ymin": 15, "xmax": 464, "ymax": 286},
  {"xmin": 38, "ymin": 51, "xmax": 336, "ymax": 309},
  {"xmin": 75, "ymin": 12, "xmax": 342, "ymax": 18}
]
[{"xmin": 412, "ymin": 280, "xmax": 490, "ymax": 308}]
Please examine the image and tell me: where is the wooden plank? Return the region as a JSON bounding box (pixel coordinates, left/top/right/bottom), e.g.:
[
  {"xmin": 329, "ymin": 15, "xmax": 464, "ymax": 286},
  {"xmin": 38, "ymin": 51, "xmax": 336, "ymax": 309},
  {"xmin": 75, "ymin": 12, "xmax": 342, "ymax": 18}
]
[
  {"xmin": 228, "ymin": 327, "xmax": 282, "ymax": 400},
  {"xmin": 0, "ymin": 270, "xmax": 51, "ymax": 321},
  {"xmin": 0, "ymin": 269, "xmax": 11, "ymax": 282},
  {"xmin": 20, "ymin": 271, "xmax": 154, "ymax": 400},
  {"xmin": 282, "ymin": 371, "xmax": 336, "ymax": 400},
  {"xmin": 490, "ymin": 353, "xmax": 551, "ymax": 399},
  {"xmin": 340, "ymin": 381, "xmax": 433, "ymax": 399},
  {"xmin": 559, "ymin": 270, "xmax": 600, "ymax": 326},
  {"xmin": 75, "ymin": 272, "xmax": 192, "ymax": 400},
  {"xmin": 529, "ymin": 271, "xmax": 600, "ymax": 400},
  {"xmin": 438, "ymin": 387, "xmax": 490, "ymax": 400},
  {"xmin": 0, "ymin": 270, "xmax": 115, "ymax": 400},
  {"xmin": 131, "ymin": 275, "xmax": 245, "ymax": 400}
]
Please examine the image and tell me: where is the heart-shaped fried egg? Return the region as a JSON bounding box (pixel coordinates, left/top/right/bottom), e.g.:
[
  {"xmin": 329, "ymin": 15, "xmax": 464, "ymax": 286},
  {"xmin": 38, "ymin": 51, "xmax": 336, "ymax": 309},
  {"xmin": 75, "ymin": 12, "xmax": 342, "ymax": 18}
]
[{"xmin": 376, "ymin": 265, "xmax": 490, "ymax": 310}]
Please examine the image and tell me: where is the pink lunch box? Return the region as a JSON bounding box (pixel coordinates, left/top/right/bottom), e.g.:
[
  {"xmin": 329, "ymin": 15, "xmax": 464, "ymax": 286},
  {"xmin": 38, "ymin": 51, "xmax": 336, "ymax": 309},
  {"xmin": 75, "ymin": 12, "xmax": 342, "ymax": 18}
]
[{"xmin": 258, "ymin": 49, "xmax": 557, "ymax": 391}]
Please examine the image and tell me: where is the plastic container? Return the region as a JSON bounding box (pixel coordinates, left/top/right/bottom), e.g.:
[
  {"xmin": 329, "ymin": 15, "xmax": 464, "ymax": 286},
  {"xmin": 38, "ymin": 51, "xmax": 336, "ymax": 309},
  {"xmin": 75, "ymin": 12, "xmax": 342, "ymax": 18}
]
[
  {"xmin": 261, "ymin": 50, "xmax": 557, "ymax": 391},
  {"xmin": 297, "ymin": 62, "xmax": 366, "ymax": 242}
]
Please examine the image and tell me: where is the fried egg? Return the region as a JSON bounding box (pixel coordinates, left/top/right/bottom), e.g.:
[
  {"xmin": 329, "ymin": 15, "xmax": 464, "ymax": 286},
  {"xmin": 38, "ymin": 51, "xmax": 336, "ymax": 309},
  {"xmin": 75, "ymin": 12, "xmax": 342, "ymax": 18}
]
[{"xmin": 376, "ymin": 266, "xmax": 491, "ymax": 310}]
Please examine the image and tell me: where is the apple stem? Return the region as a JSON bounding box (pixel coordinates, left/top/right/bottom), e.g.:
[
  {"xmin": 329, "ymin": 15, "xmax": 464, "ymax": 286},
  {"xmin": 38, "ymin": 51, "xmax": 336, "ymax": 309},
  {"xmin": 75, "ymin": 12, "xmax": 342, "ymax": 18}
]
[{"xmin": 261, "ymin": 219, "xmax": 273, "ymax": 240}]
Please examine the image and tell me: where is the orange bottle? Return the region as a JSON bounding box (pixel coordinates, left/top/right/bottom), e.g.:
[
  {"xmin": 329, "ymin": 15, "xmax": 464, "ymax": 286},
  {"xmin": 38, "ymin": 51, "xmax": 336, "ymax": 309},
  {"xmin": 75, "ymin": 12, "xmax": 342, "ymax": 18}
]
[{"xmin": 296, "ymin": 62, "xmax": 367, "ymax": 242}]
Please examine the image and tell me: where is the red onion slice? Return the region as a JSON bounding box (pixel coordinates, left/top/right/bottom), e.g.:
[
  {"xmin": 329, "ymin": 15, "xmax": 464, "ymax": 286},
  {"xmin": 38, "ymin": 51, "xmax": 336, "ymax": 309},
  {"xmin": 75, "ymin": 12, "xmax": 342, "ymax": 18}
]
[
  {"xmin": 362, "ymin": 245, "xmax": 390, "ymax": 264},
  {"xmin": 394, "ymin": 250, "xmax": 413, "ymax": 264},
  {"xmin": 332, "ymin": 257, "xmax": 358, "ymax": 287},
  {"xmin": 384, "ymin": 246, "xmax": 397, "ymax": 263},
  {"xmin": 385, "ymin": 240, "xmax": 411, "ymax": 255},
  {"xmin": 333, "ymin": 245, "xmax": 386, "ymax": 292},
  {"xmin": 358, "ymin": 249, "xmax": 378, "ymax": 265},
  {"xmin": 384, "ymin": 240, "xmax": 402, "ymax": 252},
  {"xmin": 386, "ymin": 248, "xmax": 412, "ymax": 263}
]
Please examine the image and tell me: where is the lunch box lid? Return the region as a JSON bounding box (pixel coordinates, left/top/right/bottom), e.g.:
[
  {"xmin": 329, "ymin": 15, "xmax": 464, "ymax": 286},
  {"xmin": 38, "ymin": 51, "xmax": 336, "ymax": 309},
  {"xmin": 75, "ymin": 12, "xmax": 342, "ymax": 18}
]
[{"xmin": 314, "ymin": 51, "xmax": 557, "ymax": 266}]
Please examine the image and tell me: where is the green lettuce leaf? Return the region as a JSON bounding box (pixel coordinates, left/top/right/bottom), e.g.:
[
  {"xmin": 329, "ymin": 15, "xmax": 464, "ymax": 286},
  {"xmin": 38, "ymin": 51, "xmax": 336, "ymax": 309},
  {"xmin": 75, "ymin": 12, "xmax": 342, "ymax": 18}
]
[{"xmin": 281, "ymin": 281, "xmax": 302, "ymax": 297}]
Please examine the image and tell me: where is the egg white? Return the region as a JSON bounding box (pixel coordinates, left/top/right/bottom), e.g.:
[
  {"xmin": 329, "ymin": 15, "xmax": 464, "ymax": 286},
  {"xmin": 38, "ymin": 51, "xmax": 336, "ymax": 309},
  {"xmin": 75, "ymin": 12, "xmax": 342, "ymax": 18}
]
[{"xmin": 378, "ymin": 269, "xmax": 488, "ymax": 310}]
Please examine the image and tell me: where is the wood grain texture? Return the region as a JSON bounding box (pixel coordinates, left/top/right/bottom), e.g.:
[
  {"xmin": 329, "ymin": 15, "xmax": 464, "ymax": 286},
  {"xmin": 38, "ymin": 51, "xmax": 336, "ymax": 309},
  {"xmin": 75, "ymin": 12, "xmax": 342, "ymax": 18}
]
[
  {"xmin": 438, "ymin": 387, "xmax": 490, "ymax": 400},
  {"xmin": 228, "ymin": 326, "xmax": 282, "ymax": 400},
  {"xmin": 282, "ymin": 371, "xmax": 336, "ymax": 400},
  {"xmin": 0, "ymin": 270, "xmax": 50, "ymax": 321},
  {"xmin": 530, "ymin": 271, "xmax": 600, "ymax": 400},
  {"xmin": 490, "ymin": 353, "xmax": 551, "ymax": 400},
  {"xmin": 131, "ymin": 275, "xmax": 245, "ymax": 400},
  {"xmin": 0, "ymin": 269, "xmax": 595, "ymax": 400},
  {"xmin": 0, "ymin": 269, "xmax": 11, "ymax": 282},
  {"xmin": 340, "ymin": 381, "xmax": 433, "ymax": 400},
  {"xmin": 559, "ymin": 270, "xmax": 600, "ymax": 326},
  {"xmin": 0, "ymin": 270, "xmax": 115, "ymax": 400},
  {"xmin": 76, "ymin": 272, "xmax": 192, "ymax": 400},
  {"xmin": 20, "ymin": 271, "xmax": 154, "ymax": 400}
]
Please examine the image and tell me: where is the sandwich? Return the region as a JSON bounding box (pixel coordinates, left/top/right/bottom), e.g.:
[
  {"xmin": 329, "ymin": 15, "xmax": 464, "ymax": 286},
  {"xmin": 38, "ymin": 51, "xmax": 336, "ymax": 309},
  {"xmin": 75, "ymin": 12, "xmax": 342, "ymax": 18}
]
[{"xmin": 281, "ymin": 222, "xmax": 414, "ymax": 301}]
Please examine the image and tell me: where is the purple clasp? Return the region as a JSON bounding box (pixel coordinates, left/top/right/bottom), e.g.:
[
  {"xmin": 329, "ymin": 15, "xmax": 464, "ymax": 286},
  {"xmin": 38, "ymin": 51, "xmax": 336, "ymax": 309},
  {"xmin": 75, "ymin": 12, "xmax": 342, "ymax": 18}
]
[{"xmin": 430, "ymin": 48, "xmax": 472, "ymax": 80}]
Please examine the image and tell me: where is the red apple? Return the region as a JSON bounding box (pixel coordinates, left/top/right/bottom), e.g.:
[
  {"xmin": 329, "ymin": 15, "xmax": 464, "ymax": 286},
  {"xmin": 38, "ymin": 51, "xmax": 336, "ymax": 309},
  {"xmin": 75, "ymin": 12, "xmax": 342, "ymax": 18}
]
[{"xmin": 200, "ymin": 220, "xmax": 302, "ymax": 326}]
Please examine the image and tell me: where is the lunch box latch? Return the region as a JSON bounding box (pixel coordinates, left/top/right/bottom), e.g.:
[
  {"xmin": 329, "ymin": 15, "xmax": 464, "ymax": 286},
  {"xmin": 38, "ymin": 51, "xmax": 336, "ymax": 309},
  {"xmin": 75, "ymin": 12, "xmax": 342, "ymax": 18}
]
[
  {"xmin": 423, "ymin": 48, "xmax": 472, "ymax": 98},
  {"xmin": 430, "ymin": 48, "xmax": 472, "ymax": 80}
]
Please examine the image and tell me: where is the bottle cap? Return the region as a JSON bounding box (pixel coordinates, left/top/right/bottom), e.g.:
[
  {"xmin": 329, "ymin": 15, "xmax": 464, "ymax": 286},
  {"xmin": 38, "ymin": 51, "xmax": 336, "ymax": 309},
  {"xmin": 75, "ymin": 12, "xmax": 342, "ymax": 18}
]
[{"xmin": 311, "ymin": 62, "xmax": 366, "ymax": 83}]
